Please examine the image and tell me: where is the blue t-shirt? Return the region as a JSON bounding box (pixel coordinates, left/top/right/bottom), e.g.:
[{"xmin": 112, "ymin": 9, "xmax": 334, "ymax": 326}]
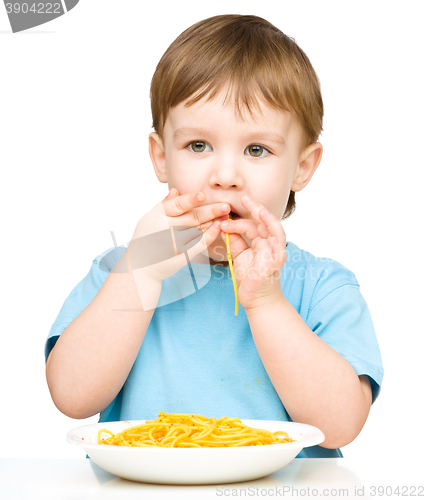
[{"xmin": 45, "ymin": 242, "xmax": 384, "ymax": 458}]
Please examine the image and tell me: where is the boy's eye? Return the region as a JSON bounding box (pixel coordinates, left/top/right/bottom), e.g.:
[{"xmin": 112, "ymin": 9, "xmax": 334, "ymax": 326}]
[
  {"xmin": 186, "ymin": 141, "xmax": 270, "ymax": 157},
  {"xmin": 245, "ymin": 145, "xmax": 270, "ymax": 158},
  {"xmin": 187, "ymin": 141, "xmax": 212, "ymax": 153}
]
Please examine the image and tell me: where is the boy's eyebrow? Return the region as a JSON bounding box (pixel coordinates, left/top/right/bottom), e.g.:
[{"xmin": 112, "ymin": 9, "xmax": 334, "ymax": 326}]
[{"xmin": 173, "ymin": 127, "xmax": 286, "ymax": 146}]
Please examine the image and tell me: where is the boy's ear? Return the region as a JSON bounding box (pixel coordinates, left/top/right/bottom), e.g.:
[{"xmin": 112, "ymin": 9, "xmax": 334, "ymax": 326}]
[
  {"xmin": 291, "ymin": 142, "xmax": 323, "ymax": 192},
  {"xmin": 149, "ymin": 132, "xmax": 168, "ymax": 183}
]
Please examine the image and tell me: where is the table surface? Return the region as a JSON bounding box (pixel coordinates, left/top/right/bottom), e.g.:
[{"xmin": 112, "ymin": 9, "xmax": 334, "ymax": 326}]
[{"xmin": 1, "ymin": 457, "xmax": 424, "ymax": 500}]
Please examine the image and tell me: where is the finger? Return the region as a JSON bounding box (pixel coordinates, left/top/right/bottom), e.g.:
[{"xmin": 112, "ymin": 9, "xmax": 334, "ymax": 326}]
[
  {"xmin": 163, "ymin": 188, "xmax": 179, "ymax": 201},
  {"xmin": 190, "ymin": 199, "xmax": 232, "ymax": 226},
  {"xmin": 220, "ymin": 218, "xmax": 258, "ymax": 234},
  {"xmin": 166, "ymin": 191, "xmax": 231, "ymax": 227},
  {"xmin": 199, "ymin": 215, "xmax": 229, "ymax": 233},
  {"xmin": 220, "ymin": 228, "xmax": 250, "ymax": 261},
  {"xmin": 220, "ymin": 218, "xmax": 266, "ymax": 241},
  {"xmin": 240, "ymin": 196, "xmax": 285, "ymax": 243},
  {"xmin": 163, "ymin": 191, "xmax": 203, "ymax": 219},
  {"xmin": 187, "ymin": 220, "xmax": 223, "ymax": 260},
  {"xmin": 272, "ymin": 235, "xmax": 287, "ymax": 265}
]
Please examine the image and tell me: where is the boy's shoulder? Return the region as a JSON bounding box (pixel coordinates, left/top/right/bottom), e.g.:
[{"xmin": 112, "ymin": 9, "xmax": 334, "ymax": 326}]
[
  {"xmin": 286, "ymin": 241, "xmax": 358, "ymax": 281},
  {"xmin": 284, "ymin": 241, "xmax": 360, "ymax": 302}
]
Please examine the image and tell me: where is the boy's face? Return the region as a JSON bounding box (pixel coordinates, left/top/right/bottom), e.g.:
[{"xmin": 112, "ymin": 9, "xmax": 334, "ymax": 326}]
[{"xmin": 149, "ymin": 90, "xmax": 322, "ymax": 262}]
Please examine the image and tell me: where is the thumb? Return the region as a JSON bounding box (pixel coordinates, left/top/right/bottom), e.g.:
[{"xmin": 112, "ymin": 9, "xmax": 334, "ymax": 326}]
[
  {"xmin": 187, "ymin": 220, "xmax": 221, "ymax": 260},
  {"xmin": 164, "ymin": 188, "xmax": 178, "ymax": 201}
]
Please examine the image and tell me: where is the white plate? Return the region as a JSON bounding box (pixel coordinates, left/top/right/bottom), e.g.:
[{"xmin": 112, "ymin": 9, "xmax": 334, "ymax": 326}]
[{"xmin": 67, "ymin": 419, "xmax": 324, "ymax": 484}]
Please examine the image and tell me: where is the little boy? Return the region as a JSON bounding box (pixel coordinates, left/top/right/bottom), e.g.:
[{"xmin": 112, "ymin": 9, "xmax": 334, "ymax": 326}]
[{"xmin": 45, "ymin": 14, "xmax": 383, "ymax": 458}]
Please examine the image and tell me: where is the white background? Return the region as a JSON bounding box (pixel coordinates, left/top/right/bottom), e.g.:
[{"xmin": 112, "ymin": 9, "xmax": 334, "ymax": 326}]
[{"xmin": 1, "ymin": 0, "xmax": 425, "ymax": 482}]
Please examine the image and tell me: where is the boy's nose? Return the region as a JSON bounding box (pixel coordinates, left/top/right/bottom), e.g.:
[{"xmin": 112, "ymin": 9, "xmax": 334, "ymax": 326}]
[{"xmin": 210, "ymin": 156, "xmax": 244, "ymax": 190}]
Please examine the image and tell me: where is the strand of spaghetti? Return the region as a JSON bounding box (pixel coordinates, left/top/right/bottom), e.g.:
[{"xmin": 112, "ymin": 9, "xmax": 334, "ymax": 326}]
[
  {"xmin": 148, "ymin": 426, "xmax": 159, "ymax": 442},
  {"xmin": 161, "ymin": 425, "xmax": 191, "ymax": 445},
  {"xmin": 189, "ymin": 417, "xmax": 209, "ymax": 427},
  {"xmin": 207, "ymin": 433, "xmax": 261, "ymax": 441},
  {"xmin": 273, "ymin": 431, "xmax": 290, "ymax": 437},
  {"xmin": 97, "ymin": 429, "xmax": 115, "ymax": 443},
  {"xmin": 197, "ymin": 437, "xmax": 264, "ymax": 446},
  {"xmin": 159, "ymin": 412, "xmax": 209, "ymax": 419},
  {"xmin": 161, "ymin": 428, "xmax": 178, "ymax": 442},
  {"xmin": 214, "ymin": 428, "xmax": 252, "ymax": 435},
  {"xmin": 201, "ymin": 431, "xmax": 271, "ymax": 441},
  {"xmin": 171, "ymin": 430, "xmax": 192, "ymax": 447},
  {"xmin": 225, "ymin": 215, "xmax": 239, "ymax": 316},
  {"xmin": 98, "ymin": 429, "xmax": 115, "ymax": 437},
  {"xmin": 191, "ymin": 418, "xmax": 218, "ymax": 440},
  {"xmin": 223, "ymin": 418, "xmax": 243, "ymax": 425}
]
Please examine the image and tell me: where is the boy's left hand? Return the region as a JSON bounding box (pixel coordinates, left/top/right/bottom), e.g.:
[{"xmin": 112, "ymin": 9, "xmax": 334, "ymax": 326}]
[{"xmin": 219, "ymin": 196, "xmax": 287, "ymax": 312}]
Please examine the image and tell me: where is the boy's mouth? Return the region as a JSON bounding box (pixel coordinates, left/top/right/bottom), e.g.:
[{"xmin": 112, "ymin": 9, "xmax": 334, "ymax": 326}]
[{"xmin": 229, "ymin": 210, "xmax": 242, "ymax": 220}]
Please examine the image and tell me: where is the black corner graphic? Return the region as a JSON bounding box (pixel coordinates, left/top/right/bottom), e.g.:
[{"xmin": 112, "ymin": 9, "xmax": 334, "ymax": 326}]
[
  {"xmin": 64, "ymin": 0, "xmax": 79, "ymax": 11},
  {"xmin": 4, "ymin": 0, "xmax": 80, "ymax": 33}
]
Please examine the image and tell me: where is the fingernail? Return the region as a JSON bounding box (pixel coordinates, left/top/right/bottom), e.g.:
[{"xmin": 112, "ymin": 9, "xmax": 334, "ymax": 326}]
[
  {"xmin": 221, "ymin": 221, "xmax": 229, "ymax": 227},
  {"xmin": 196, "ymin": 193, "xmax": 204, "ymax": 202},
  {"xmin": 221, "ymin": 204, "xmax": 229, "ymax": 212},
  {"xmin": 243, "ymin": 195, "xmax": 251, "ymax": 201}
]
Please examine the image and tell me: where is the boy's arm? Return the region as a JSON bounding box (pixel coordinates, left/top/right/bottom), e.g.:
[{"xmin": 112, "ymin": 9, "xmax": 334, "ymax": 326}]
[
  {"xmin": 245, "ymin": 295, "xmax": 372, "ymax": 449},
  {"xmin": 45, "ymin": 250, "xmax": 162, "ymax": 419}
]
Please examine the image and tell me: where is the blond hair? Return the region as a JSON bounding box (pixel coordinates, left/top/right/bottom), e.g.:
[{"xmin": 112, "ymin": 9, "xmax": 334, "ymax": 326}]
[{"xmin": 150, "ymin": 14, "xmax": 323, "ymax": 220}]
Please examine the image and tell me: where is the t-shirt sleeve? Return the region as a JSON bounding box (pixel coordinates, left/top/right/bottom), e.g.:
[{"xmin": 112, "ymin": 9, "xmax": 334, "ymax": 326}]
[
  {"xmin": 305, "ymin": 268, "xmax": 384, "ymax": 404},
  {"xmin": 44, "ymin": 246, "xmax": 126, "ymax": 363}
]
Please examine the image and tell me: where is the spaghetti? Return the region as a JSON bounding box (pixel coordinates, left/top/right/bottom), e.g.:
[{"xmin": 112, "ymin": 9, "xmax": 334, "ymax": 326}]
[
  {"xmin": 97, "ymin": 412, "xmax": 296, "ymax": 448},
  {"xmin": 225, "ymin": 214, "xmax": 239, "ymax": 316}
]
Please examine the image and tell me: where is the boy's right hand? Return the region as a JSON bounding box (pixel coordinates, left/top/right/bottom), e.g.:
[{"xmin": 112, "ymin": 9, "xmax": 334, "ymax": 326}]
[{"xmin": 127, "ymin": 189, "xmax": 230, "ymax": 285}]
